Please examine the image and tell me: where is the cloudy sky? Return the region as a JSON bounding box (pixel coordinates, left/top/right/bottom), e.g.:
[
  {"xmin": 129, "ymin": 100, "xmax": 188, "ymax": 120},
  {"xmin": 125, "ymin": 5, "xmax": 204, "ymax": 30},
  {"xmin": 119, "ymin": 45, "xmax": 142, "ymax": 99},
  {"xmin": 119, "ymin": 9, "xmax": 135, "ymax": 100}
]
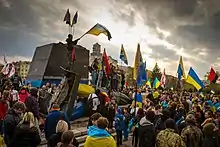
[{"xmin": 0, "ymin": 0, "xmax": 220, "ymax": 79}]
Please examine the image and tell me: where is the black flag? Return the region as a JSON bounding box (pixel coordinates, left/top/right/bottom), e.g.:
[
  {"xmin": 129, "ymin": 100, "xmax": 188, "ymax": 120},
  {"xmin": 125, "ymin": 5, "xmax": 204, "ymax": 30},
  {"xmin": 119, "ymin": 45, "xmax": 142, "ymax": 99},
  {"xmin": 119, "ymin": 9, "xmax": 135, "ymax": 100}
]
[
  {"xmin": 71, "ymin": 11, "xmax": 78, "ymax": 27},
  {"xmin": 64, "ymin": 9, "xmax": 71, "ymax": 25}
]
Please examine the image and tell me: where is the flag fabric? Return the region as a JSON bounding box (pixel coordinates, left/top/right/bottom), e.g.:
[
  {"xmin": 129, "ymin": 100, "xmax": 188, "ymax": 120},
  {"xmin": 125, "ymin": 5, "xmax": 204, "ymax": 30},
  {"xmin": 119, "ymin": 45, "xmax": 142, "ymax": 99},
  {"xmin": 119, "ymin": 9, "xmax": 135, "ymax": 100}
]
[
  {"xmin": 131, "ymin": 93, "xmax": 143, "ymax": 108},
  {"xmin": 102, "ymin": 49, "xmax": 111, "ymax": 76},
  {"xmin": 1, "ymin": 54, "xmax": 9, "ymax": 75},
  {"xmin": 84, "ymin": 23, "xmax": 112, "ymax": 40},
  {"xmin": 71, "ymin": 47, "xmax": 76, "ymax": 61},
  {"xmin": 208, "ymin": 67, "xmax": 216, "ymax": 82},
  {"xmin": 216, "ymin": 77, "xmax": 220, "ymax": 84},
  {"xmin": 84, "ymin": 127, "xmax": 116, "ymax": 147},
  {"xmin": 64, "ymin": 9, "xmax": 71, "ymax": 25},
  {"xmin": 212, "ymin": 74, "xmax": 219, "ymax": 84},
  {"xmin": 186, "ymin": 67, "xmax": 204, "ymax": 91},
  {"xmin": 1, "ymin": 64, "xmax": 9, "ymax": 75},
  {"xmin": 153, "ymin": 77, "xmax": 160, "ymax": 89},
  {"xmin": 136, "ymin": 62, "xmax": 146, "ymax": 86},
  {"xmin": 141, "ymin": 61, "xmax": 147, "ymax": 82},
  {"xmin": 71, "ymin": 11, "xmax": 78, "ymax": 26},
  {"xmin": 120, "ymin": 44, "xmax": 128, "ymax": 65},
  {"xmin": 177, "ymin": 56, "xmax": 186, "ymax": 80},
  {"xmin": 160, "ymin": 68, "xmax": 166, "ymax": 88},
  {"xmin": 133, "ymin": 43, "xmax": 143, "ymax": 80},
  {"xmin": 146, "ymin": 79, "xmax": 151, "ymax": 88},
  {"xmin": 8, "ymin": 64, "xmax": 15, "ymax": 78}
]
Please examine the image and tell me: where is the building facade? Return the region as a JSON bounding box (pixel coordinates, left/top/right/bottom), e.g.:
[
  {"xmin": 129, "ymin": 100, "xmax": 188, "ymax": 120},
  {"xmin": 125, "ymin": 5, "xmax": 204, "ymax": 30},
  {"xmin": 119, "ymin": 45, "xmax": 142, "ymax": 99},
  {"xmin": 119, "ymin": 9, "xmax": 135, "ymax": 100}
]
[
  {"xmin": 19, "ymin": 61, "xmax": 30, "ymax": 78},
  {"xmin": 14, "ymin": 61, "xmax": 31, "ymax": 78}
]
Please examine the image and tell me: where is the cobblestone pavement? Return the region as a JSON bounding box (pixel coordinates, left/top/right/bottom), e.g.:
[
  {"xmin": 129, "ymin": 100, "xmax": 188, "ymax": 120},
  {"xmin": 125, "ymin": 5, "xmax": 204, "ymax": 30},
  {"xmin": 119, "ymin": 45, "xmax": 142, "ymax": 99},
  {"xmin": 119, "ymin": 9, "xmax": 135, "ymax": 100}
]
[{"xmin": 122, "ymin": 140, "xmax": 132, "ymax": 147}]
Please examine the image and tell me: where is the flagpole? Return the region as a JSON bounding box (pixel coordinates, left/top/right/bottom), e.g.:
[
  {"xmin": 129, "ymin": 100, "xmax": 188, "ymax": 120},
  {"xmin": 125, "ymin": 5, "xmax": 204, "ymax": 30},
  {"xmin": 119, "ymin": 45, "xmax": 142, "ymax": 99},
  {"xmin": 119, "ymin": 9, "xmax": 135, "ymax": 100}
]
[
  {"xmin": 134, "ymin": 82, "xmax": 138, "ymax": 116},
  {"xmin": 78, "ymin": 24, "xmax": 97, "ymax": 40},
  {"xmin": 72, "ymin": 25, "xmax": 76, "ymax": 37},
  {"xmin": 69, "ymin": 25, "xmax": 71, "ymax": 34}
]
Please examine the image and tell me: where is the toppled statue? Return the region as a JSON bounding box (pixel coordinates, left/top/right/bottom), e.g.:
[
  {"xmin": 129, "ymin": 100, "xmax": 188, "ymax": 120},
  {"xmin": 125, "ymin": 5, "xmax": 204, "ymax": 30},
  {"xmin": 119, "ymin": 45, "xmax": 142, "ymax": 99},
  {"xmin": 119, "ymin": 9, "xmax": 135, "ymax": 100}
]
[{"xmin": 50, "ymin": 35, "xmax": 81, "ymax": 115}]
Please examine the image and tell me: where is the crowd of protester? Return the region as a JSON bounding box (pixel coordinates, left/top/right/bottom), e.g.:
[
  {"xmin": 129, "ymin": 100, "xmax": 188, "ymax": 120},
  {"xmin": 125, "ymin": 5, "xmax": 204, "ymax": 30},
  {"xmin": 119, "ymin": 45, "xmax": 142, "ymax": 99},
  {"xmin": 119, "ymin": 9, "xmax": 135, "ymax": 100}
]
[
  {"xmin": 0, "ymin": 73, "xmax": 80, "ymax": 147},
  {"xmin": 2, "ymin": 70, "xmax": 220, "ymax": 147},
  {"xmin": 86, "ymin": 88, "xmax": 220, "ymax": 147},
  {"xmin": 90, "ymin": 58, "xmax": 126, "ymax": 91}
]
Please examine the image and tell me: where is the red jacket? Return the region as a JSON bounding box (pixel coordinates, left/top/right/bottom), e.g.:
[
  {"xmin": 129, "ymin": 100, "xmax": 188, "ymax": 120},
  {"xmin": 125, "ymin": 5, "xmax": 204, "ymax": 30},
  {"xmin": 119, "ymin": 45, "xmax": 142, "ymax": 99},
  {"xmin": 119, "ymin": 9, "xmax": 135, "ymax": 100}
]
[{"xmin": 0, "ymin": 100, "xmax": 8, "ymax": 120}]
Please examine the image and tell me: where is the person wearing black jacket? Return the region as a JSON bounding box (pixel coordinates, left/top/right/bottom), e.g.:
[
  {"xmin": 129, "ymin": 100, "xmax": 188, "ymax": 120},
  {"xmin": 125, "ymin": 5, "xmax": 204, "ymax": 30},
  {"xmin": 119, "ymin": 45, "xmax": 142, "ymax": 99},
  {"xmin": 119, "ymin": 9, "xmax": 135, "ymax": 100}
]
[
  {"xmin": 4, "ymin": 102, "xmax": 26, "ymax": 146},
  {"xmin": 138, "ymin": 110, "xmax": 156, "ymax": 147},
  {"xmin": 9, "ymin": 112, "xmax": 41, "ymax": 147}
]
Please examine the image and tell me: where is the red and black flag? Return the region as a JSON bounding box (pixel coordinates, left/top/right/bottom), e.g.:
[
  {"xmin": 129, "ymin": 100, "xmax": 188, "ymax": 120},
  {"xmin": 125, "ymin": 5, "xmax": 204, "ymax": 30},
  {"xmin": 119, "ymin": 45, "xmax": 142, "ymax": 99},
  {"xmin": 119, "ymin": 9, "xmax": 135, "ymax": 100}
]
[
  {"xmin": 71, "ymin": 11, "xmax": 78, "ymax": 27},
  {"xmin": 209, "ymin": 67, "xmax": 216, "ymax": 82},
  {"xmin": 64, "ymin": 9, "xmax": 71, "ymax": 25},
  {"xmin": 209, "ymin": 67, "xmax": 218, "ymax": 83},
  {"xmin": 102, "ymin": 49, "xmax": 111, "ymax": 77}
]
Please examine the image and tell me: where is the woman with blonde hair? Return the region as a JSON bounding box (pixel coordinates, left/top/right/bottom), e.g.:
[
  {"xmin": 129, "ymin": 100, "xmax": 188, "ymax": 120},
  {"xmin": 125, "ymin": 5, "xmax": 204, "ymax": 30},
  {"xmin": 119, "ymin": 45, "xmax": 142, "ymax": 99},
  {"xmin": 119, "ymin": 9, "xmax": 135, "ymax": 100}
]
[
  {"xmin": 48, "ymin": 120, "xmax": 79, "ymax": 147},
  {"xmin": 9, "ymin": 112, "xmax": 41, "ymax": 147}
]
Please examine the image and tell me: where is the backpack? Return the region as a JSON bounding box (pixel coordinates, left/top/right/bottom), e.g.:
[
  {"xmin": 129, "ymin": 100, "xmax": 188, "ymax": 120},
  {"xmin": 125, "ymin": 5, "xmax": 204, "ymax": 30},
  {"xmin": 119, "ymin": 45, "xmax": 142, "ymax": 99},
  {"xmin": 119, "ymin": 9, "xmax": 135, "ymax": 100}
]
[{"xmin": 88, "ymin": 94, "xmax": 98, "ymax": 109}]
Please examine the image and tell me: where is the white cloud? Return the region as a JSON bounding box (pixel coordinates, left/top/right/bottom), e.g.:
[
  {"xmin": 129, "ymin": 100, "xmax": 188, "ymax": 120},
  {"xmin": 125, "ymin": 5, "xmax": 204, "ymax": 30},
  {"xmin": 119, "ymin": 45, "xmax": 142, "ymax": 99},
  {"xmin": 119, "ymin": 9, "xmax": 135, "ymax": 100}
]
[
  {"xmin": 0, "ymin": 55, "xmax": 31, "ymax": 64},
  {"xmin": 0, "ymin": 0, "xmax": 11, "ymax": 8}
]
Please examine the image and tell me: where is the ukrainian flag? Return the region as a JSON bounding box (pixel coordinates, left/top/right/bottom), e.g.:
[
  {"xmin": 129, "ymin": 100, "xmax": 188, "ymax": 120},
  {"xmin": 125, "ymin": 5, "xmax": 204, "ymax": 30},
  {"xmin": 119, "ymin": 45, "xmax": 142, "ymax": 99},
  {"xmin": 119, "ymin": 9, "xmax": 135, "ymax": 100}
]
[
  {"xmin": 153, "ymin": 77, "xmax": 160, "ymax": 89},
  {"xmin": 84, "ymin": 125, "xmax": 116, "ymax": 147},
  {"xmin": 186, "ymin": 67, "xmax": 204, "ymax": 91},
  {"xmin": 133, "ymin": 43, "xmax": 143, "ymax": 80},
  {"xmin": 146, "ymin": 79, "xmax": 151, "ymax": 88},
  {"xmin": 177, "ymin": 56, "xmax": 186, "ymax": 80},
  {"xmin": 85, "ymin": 23, "xmax": 112, "ymax": 40},
  {"xmin": 131, "ymin": 93, "xmax": 143, "ymax": 108},
  {"xmin": 120, "ymin": 44, "xmax": 128, "ymax": 65}
]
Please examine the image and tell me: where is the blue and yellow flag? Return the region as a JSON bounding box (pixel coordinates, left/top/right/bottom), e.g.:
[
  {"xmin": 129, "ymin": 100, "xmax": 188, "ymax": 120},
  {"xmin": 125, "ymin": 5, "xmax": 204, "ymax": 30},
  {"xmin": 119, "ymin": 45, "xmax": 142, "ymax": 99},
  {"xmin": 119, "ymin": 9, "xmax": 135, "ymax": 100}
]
[
  {"xmin": 146, "ymin": 79, "xmax": 151, "ymax": 88},
  {"xmin": 120, "ymin": 44, "xmax": 128, "ymax": 65},
  {"xmin": 177, "ymin": 56, "xmax": 186, "ymax": 80},
  {"xmin": 85, "ymin": 126, "xmax": 116, "ymax": 147},
  {"xmin": 131, "ymin": 93, "xmax": 143, "ymax": 108},
  {"xmin": 153, "ymin": 77, "xmax": 160, "ymax": 89},
  {"xmin": 133, "ymin": 43, "xmax": 143, "ymax": 80},
  {"xmin": 84, "ymin": 23, "xmax": 112, "ymax": 40},
  {"xmin": 186, "ymin": 67, "xmax": 204, "ymax": 91},
  {"xmin": 136, "ymin": 61, "xmax": 147, "ymax": 86}
]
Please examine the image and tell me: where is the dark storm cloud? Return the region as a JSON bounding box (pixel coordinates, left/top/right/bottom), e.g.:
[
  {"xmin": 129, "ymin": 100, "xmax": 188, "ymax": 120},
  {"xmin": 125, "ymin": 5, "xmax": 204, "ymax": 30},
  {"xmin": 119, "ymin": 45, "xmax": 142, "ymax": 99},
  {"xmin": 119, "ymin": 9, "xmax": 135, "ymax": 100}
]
[
  {"xmin": 0, "ymin": 0, "xmax": 87, "ymax": 57},
  {"xmin": 148, "ymin": 45, "xmax": 177, "ymax": 59}
]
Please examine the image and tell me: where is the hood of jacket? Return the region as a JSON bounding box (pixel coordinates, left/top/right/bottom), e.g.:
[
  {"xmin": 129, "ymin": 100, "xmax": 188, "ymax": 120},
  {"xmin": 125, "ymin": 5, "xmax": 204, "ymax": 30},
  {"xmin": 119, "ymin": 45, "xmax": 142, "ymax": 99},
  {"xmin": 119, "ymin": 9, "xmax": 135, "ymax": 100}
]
[
  {"xmin": 30, "ymin": 88, "xmax": 38, "ymax": 97},
  {"xmin": 139, "ymin": 116, "xmax": 154, "ymax": 127},
  {"xmin": 88, "ymin": 125, "xmax": 110, "ymax": 138},
  {"xmin": 20, "ymin": 89, "xmax": 28, "ymax": 95}
]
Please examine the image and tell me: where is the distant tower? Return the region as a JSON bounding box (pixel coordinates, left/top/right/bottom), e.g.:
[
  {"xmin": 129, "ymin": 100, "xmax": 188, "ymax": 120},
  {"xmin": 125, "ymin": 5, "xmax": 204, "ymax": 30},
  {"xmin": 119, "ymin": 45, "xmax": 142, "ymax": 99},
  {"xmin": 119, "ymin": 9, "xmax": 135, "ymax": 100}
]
[{"xmin": 91, "ymin": 43, "xmax": 102, "ymax": 57}]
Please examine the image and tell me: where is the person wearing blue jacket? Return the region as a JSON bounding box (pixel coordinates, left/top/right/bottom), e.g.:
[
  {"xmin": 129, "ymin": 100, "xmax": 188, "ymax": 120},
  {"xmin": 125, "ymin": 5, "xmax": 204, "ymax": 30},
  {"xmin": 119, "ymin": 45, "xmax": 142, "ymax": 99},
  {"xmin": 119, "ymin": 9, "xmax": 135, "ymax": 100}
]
[
  {"xmin": 44, "ymin": 104, "xmax": 70, "ymax": 140},
  {"xmin": 115, "ymin": 108, "xmax": 126, "ymax": 146}
]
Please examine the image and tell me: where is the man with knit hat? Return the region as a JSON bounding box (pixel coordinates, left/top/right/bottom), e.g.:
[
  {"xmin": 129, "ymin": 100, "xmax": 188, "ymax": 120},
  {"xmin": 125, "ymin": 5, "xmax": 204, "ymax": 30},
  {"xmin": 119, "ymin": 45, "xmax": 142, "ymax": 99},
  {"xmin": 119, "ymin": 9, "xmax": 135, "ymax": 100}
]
[
  {"xmin": 181, "ymin": 114, "xmax": 203, "ymax": 147},
  {"xmin": 44, "ymin": 103, "xmax": 70, "ymax": 140}
]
